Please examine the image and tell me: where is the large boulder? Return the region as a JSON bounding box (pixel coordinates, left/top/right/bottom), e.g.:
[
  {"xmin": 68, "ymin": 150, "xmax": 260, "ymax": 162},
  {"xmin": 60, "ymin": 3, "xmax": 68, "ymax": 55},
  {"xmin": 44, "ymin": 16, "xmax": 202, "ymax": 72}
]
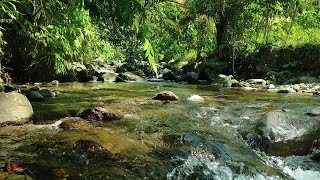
[
  {"xmin": 180, "ymin": 72, "xmax": 198, "ymax": 84},
  {"xmin": 76, "ymin": 69, "xmax": 93, "ymax": 82},
  {"xmin": 0, "ymin": 92, "xmax": 34, "ymax": 124},
  {"xmin": 116, "ymin": 72, "xmax": 144, "ymax": 82},
  {"xmin": 162, "ymin": 70, "xmax": 178, "ymax": 81},
  {"xmin": 214, "ymin": 74, "xmax": 238, "ymax": 87},
  {"xmin": 26, "ymin": 91, "xmax": 45, "ymax": 101},
  {"xmin": 37, "ymin": 89, "xmax": 56, "ymax": 98},
  {"xmin": 98, "ymin": 71, "xmax": 118, "ymax": 82},
  {"xmin": 244, "ymin": 110, "xmax": 320, "ymax": 156}
]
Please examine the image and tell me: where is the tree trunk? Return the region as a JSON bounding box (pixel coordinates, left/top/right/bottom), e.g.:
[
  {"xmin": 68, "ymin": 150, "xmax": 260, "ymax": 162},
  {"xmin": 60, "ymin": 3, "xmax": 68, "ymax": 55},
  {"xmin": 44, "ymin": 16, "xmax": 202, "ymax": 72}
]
[{"xmin": 216, "ymin": 10, "xmax": 228, "ymax": 58}]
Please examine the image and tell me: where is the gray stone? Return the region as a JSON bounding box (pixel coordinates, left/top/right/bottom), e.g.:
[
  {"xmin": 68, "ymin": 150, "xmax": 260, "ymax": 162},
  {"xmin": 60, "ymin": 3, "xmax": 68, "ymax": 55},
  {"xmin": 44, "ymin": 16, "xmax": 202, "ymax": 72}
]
[
  {"xmin": 306, "ymin": 107, "xmax": 320, "ymax": 116},
  {"xmin": 27, "ymin": 91, "xmax": 45, "ymax": 101},
  {"xmin": 116, "ymin": 72, "xmax": 144, "ymax": 82},
  {"xmin": 37, "ymin": 89, "xmax": 56, "ymax": 98},
  {"xmin": 268, "ymin": 84, "xmax": 276, "ymax": 89},
  {"xmin": 247, "ymin": 79, "xmax": 267, "ymax": 86},
  {"xmin": 245, "ymin": 110, "xmax": 320, "ymax": 156},
  {"xmin": 162, "ymin": 70, "xmax": 177, "ymax": 81},
  {"xmin": 98, "ymin": 71, "xmax": 118, "ymax": 82},
  {"xmin": 0, "ymin": 92, "xmax": 34, "ymax": 124},
  {"xmin": 277, "ymin": 88, "xmax": 295, "ymax": 93},
  {"xmin": 180, "ymin": 72, "xmax": 198, "ymax": 84},
  {"xmin": 51, "ymin": 80, "xmax": 59, "ymax": 86}
]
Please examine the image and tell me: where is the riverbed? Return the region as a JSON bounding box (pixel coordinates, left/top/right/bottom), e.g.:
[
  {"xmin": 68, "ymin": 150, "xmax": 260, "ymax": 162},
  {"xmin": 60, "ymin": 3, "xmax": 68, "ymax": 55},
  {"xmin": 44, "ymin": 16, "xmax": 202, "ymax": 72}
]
[{"xmin": 0, "ymin": 82, "xmax": 320, "ymax": 179}]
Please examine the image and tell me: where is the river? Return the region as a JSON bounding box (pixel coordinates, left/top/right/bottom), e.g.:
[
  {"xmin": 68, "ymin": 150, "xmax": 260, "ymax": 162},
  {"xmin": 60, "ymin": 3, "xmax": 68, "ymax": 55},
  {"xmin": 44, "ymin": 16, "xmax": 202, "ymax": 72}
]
[{"xmin": 0, "ymin": 82, "xmax": 319, "ymax": 179}]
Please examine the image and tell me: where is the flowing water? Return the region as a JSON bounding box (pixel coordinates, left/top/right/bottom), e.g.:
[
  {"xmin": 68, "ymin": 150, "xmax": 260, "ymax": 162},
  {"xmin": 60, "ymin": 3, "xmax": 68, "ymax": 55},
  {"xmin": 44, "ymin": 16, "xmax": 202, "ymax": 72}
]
[{"xmin": 0, "ymin": 82, "xmax": 320, "ymax": 179}]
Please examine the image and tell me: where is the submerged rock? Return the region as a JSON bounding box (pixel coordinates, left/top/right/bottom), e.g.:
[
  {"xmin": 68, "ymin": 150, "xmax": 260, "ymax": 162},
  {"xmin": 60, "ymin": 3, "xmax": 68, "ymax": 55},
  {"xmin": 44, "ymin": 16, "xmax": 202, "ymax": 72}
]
[
  {"xmin": 0, "ymin": 92, "xmax": 34, "ymax": 124},
  {"xmin": 59, "ymin": 118, "xmax": 89, "ymax": 129},
  {"xmin": 152, "ymin": 91, "xmax": 179, "ymax": 101},
  {"xmin": 78, "ymin": 107, "xmax": 123, "ymax": 121},
  {"xmin": 73, "ymin": 140, "xmax": 112, "ymax": 159}
]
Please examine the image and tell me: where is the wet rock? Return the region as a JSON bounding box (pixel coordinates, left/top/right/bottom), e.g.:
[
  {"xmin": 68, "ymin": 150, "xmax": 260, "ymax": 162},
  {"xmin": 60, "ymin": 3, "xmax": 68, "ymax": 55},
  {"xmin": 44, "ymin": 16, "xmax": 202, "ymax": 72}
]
[
  {"xmin": 73, "ymin": 140, "xmax": 112, "ymax": 159},
  {"xmin": 163, "ymin": 70, "xmax": 177, "ymax": 81},
  {"xmin": 197, "ymin": 80, "xmax": 210, "ymax": 85},
  {"xmin": 78, "ymin": 107, "xmax": 123, "ymax": 121},
  {"xmin": 37, "ymin": 89, "xmax": 56, "ymax": 98},
  {"xmin": 187, "ymin": 95, "xmax": 205, "ymax": 102},
  {"xmin": 4, "ymin": 85, "xmax": 16, "ymax": 92},
  {"xmin": 216, "ymin": 74, "xmax": 238, "ymax": 87},
  {"xmin": 26, "ymin": 91, "xmax": 45, "ymax": 101},
  {"xmin": 98, "ymin": 71, "xmax": 118, "ymax": 82},
  {"xmin": 152, "ymin": 91, "xmax": 179, "ymax": 101},
  {"xmin": 268, "ymin": 84, "xmax": 276, "ymax": 89},
  {"xmin": 51, "ymin": 80, "xmax": 59, "ymax": 86},
  {"xmin": 247, "ymin": 79, "xmax": 267, "ymax": 87},
  {"xmin": 59, "ymin": 118, "xmax": 89, "ymax": 129},
  {"xmin": 277, "ymin": 87, "xmax": 296, "ymax": 93},
  {"xmin": 76, "ymin": 69, "xmax": 93, "ymax": 82},
  {"xmin": 314, "ymin": 91, "xmax": 320, "ymax": 96},
  {"xmin": 245, "ymin": 110, "xmax": 320, "ymax": 156},
  {"xmin": 116, "ymin": 72, "xmax": 144, "ymax": 82},
  {"xmin": 0, "ymin": 92, "xmax": 34, "ymax": 124},
  {"xmin": 306, "ymin": 107, "xmax": 320, "ymax": 116},
  {"xmin": 180, "ymin": 72, "xmax": 198, "ymax": 84}
]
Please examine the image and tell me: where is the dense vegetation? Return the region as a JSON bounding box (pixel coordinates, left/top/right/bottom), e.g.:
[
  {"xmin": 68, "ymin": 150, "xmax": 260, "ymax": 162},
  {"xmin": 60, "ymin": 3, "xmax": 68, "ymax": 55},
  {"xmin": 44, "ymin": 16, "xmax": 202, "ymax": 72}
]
[{"xmin": 0, "ymin": 0, "xmax": 319, "ymax": 83}]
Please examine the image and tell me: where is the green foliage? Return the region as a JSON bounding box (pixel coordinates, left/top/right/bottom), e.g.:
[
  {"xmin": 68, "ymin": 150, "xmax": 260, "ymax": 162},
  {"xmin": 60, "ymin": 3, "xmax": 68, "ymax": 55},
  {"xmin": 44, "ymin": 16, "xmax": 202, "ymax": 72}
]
[{"xmin": 1, "ymin": 0, "xmax": 320, "ymax": 81}]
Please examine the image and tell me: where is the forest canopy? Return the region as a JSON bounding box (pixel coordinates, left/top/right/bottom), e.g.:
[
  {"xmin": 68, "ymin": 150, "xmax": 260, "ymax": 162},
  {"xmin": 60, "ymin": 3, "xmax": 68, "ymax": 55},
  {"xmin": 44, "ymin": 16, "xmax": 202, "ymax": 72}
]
[{"xmin": 0, "ymin": 0, "xmax": 319, "ymax": 82}]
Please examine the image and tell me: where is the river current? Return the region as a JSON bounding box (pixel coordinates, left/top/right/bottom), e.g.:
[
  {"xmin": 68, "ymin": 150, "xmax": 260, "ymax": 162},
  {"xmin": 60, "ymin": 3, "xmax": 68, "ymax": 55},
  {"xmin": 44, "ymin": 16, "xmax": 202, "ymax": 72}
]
[{"xmin": 0, "ymin": 82, "xmax": 319, "ymax": 179}]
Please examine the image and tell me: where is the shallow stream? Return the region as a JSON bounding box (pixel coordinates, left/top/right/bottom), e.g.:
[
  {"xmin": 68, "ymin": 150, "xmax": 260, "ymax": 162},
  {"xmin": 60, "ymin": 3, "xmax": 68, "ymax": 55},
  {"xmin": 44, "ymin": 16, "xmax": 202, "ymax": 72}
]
[{"xmin": 1, "ymin": 82, "xmax": 320, "ymax": 179}]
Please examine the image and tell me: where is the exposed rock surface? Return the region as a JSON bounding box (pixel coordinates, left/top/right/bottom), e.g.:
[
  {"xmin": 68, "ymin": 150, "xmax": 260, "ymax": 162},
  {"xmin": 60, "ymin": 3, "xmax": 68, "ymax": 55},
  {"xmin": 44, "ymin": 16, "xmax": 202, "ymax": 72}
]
[
  {"xmin": 152, "ymin": 91, "xmax": 179, "ymax": 101},
  {"xmin": 98, "ymin": 71, "xmax": 118, "ymax": 82},
  {"xmin": 26, "ymin": 91, "xmax": 45, "ymax": 101},
  {"xmin": 78, "ymin": 107, "xmax": 123, "ymax": 121},
  {"xmin": 306, "ymin": 107, "xmax": 320, "ymax": 116},
  {"xmin": 0, "ymin": 92, "xmax": 34, "ymax": 124},
  {"xmin": 59, "ymin": 118, "xmax": 89, "ymax": 129},
  {"xmin": 116, "ymin": 72, "xmax": 144, "ymax": 82},
  {"xmin": 187, "ymin": 95, "xmax": 205, "ymax": 102},
  {"xmin": 180, "ymin": 72, "xmax": 198, "ymax": 84},
  {"xmin": 244, "ymin": 109, "xmax": 320, "ymax": 156},
  {"xmin": 37, "ymin": 89, "xmax": 56, "ymax": 98}
]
